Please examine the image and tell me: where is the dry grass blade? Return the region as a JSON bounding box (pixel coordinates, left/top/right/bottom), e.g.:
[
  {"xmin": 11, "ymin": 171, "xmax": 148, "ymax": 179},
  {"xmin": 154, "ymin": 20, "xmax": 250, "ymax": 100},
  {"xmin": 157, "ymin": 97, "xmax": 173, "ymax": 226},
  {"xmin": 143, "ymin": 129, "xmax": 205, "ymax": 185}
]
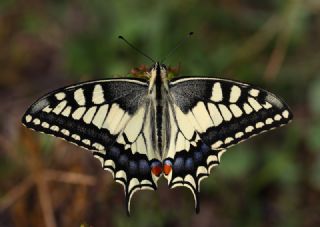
[
  {"xmin": 45, "ymin": 170, "xmax": 96, "ymax": 186},
  {"xmin": 36, "ymin": 176, "xmax": 57, "ymax": 227}
]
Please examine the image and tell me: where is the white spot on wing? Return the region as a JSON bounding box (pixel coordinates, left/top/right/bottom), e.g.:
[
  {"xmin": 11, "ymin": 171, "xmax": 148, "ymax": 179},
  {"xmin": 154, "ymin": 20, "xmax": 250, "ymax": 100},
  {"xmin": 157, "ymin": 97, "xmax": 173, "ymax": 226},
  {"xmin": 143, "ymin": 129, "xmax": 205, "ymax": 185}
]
[
  {"xmin": 104, "ymin": 104, "xmax": 125, "ymax": 134},
  {"xmin": 192, "ymin": 102, "xmax": 214, "ymax": 131},
  {"xmin": 74, "ymin": 88, "xmax": 85, "ymax": 106},
  {"xmin": 115, "ymin": 170, "xmax": 127, "ymax": 181},
  {"xmin": 53, "ymin": 100, "xmax": 67, "ymax": 115},
  {"xmin": 33, "ymin": 118, "xmax": 40, "ymax": 125},
  {"xmin": 72, "ymin": 134, "xmax": 81, "ymax": 141},
  {"xmin": 42, "ymin": 106, "xmax": 52, "ymax": 113},
  {"xmin": 123, "ymin": 107, "xmax": 145, "ymax": 142},
  {"xmin": 104, "ymin": 160, "xmax": 115, "ymax": 169},
  {"xmin": 61, "ymin": 106, "xmax": 72, "ymax": 117},
  {"xmin": 207, "ymin": 155, "xmax": 218, "ymax": 165},
  {"xmin": 211, "ymin": 82, "xmax": 223, "ymax": 102},
  {"xmin": 229, "ymin": 85, "xmax": 241, "ymax": 103},
  {"xmin": 82, "ymin": 139, "xmax": 91, "ymax": 145},
  {"xmin": 128, "ymin": 178, "xmax": 140, "ymax": 192},
  {"xmin": 175, "ymin": 106, "xmax": 195, "ymax": 139},
  {"xmin": 218, "ymin": 104, "xmax": 232, "ymax": 121},
  {"xmin": 72, "ymin": 107, "xmax": 86, "ymax": 120},
  {"xmin": 256, "ymin": 122, "xmax": 264, "ymax": 128},
  {"xmin": 229, "ymin": 104, "xmax": 242, "ymax": 117},
  {"xmin": 196, "ymin": 166, "xmax": 208, "ymax": 177},
  {"xmin": 208, "ymin": 103, "xmax": 223, "ymax": 126},
  {"xmin": 50, "ymin": 125, "xmax": 59, "ymax": 131},
  {"xmin": 248, "ymin": 97, "xmax": 262, "ymax": 111},
  {"xmin": 282, "ymin": 110, "xmax": 289, "ymax": 119},
  {"xmin": 235, "ymin": 132, "xmax": 244, "ymax": 138},
  {"xmin": 25, "ymin": 115, "xmax": 32, "ymax": 123},
  {"xmin": 92, "ymin": 84, "xmax": 105, "ymax": 104},
  {"xmin": 115, "ymin": 113, "xmax": 130, "ymax": 134},
  {"xmin": 211, "ymin": 140, "xmax": 223, "ymax": 149},
  {"xmin": 243, "ymin": 103, "xmax": 253, "ymax": 114},
  {"xmin": 249, "ymin": 89, "xmax": 259, "ymax": 97},
  {"xmin": 92, "ymin": 104, "xmax": 109, "ymax": 128},
  {"xmin": 245, "ymin": 126, "xmax": 254, "ymax": 133},
  {"xmin": 103, "ymin": 104, "xmax": 119, "ymax": 130},
  {"xmin": 263, "ymin": 102, "xmax": 272, "ymax": 109},
  {"xmin": 141, "ymin": 179, "xmax": 152, "ymax": 185},
  {"xmin": 55, "ymin": 92, "xmax": 66, "ymax": 100},
  {"xmin": 274, "ymin": 114, "xmax": 282, "ymax": 121},
  {"xmin": 41, "ymin": 122, "xmax": 49, "ymax": 128},
  {"xmin": 172, "ymin": 176, "xmax": 183, "ymax": 184},
  {"xmin": 83, "ymin": 106, "xmax": 97, "ymax": 124},
  {"xmin": 184, "ymin": 175, "xmax": 196, "ymax": 189},
  {"xmin": 93, "ymin": 142, "xmax": 105, "ymax": 152},
  {"xmin": 266, "ymin": 118, "xmax": 273, "ymax": 124},
  {"xmin": 61, "ymin": 129, "xmax": 70, "ymax": 136},
  {"xmin": 186, "ymin": 112, "xmax": 203, "ymax": 133},
  {"xmin": 224, "ymin": 137, "xmax": 234, "ymax": 144}
]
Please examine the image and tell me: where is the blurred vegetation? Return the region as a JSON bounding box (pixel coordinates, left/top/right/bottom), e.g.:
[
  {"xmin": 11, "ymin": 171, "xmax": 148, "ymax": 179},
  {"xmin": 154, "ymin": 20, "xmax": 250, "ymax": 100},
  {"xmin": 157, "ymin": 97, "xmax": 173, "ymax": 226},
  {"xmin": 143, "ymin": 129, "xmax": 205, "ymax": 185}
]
[{"xmin": 0, "ymin": 0, "xmax": 320, "ymax": 226}]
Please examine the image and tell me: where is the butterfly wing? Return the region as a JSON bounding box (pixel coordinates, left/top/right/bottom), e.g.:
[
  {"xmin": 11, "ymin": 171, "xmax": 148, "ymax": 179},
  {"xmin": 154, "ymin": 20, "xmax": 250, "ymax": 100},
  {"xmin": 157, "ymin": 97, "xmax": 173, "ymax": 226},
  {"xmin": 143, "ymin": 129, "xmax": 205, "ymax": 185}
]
[
  {"xmin": 22, "ymin": 79, "xmax": 160, "ymax": 214},
  {"xmin": 165, "ymin": 77, "xmax": 293, "ymax": 212}
]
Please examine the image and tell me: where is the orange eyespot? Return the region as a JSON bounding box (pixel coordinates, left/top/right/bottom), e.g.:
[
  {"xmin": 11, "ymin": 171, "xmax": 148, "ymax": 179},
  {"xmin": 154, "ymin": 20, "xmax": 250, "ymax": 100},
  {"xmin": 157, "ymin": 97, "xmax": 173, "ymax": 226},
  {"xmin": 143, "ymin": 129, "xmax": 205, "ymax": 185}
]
[
  {"xmin": 163, "ymin": 163, "xmax": 172, "ymax": 175},
  {"xmin": 151, "ymin": 165, "xmax": 162, "ymax": 176}
]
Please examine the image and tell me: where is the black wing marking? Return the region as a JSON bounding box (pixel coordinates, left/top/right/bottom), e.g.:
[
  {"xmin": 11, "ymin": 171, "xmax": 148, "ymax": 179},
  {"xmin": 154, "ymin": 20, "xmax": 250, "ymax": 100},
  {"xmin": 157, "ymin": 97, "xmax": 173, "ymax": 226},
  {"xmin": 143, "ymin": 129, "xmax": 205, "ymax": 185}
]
[
  {"xmin": 22, "ymin": 79, "xmax": 160, "ymax": 214},
  {"xmin": 166, "ymin": 77, "xmax": 293, "ymax": 212}
]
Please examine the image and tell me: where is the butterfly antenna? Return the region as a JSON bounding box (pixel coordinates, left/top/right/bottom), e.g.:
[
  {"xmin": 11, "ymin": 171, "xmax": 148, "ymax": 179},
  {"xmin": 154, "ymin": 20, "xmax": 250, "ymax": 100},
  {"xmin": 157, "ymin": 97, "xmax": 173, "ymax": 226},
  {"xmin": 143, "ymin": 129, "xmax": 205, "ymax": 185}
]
[
  {"xmin": 118, "ymin": 35, "xmax": 155, "ymax": 63},
  {"xmin": 160, "ymin": 32, "xmax": 194, "ymax": 64}
]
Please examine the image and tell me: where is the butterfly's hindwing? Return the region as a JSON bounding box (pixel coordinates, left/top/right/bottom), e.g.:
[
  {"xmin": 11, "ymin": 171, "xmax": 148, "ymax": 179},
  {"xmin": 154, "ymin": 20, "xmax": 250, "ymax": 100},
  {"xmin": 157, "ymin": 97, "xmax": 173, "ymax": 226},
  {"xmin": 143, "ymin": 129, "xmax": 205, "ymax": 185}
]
[
  {"xmin": 163, "ymin": 102, "xmax": 225, "ymax": 212},
  {"xmin": 22, "ymin": 79, "xmax": 160, "ymax": 214},
  {"xmin": 165, "ymin": 77, "xmax": 293, "ymax": 211}
]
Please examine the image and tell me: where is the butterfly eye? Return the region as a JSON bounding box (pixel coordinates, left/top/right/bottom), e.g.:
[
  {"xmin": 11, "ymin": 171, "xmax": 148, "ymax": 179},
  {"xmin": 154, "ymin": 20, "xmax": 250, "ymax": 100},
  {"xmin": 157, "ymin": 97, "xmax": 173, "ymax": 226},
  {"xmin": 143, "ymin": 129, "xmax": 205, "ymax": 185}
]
[{"xmin": 161, "ymin": 64, "xmax": 167, "ymax": 70}]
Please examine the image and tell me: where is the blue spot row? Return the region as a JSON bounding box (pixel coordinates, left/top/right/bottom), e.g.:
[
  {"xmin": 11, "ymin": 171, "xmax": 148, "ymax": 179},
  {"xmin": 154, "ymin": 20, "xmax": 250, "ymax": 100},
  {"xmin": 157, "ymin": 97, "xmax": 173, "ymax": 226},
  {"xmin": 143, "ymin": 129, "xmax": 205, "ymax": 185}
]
[
  {"xmin": 172, "ymin": 142, "xmax": 211, "ymax": 175},
  {"xmin": 107, "ymin": 145, "xmax": 150, "ymax": 177}
]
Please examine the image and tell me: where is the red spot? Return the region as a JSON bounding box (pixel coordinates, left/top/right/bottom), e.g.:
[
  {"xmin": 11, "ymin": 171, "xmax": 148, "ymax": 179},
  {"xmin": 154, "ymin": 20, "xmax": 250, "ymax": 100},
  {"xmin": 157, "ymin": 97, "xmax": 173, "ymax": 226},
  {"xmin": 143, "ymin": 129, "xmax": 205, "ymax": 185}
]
[
  {"xmin": 151, "ymin": 165, "xmax": 162, "ymax": 176},
  {"xmin": 163, "ymin": 163, "xmax": 172, "ymax": 175}
]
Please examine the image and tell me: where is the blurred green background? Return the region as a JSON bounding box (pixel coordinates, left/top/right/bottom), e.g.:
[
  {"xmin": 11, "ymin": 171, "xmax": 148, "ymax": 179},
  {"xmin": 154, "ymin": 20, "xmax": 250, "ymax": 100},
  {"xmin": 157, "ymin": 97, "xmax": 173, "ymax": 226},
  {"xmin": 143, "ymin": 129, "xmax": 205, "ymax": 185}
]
[{"xmin": 0, "ymin": 0, "xmax": 319, "ymax": 226}]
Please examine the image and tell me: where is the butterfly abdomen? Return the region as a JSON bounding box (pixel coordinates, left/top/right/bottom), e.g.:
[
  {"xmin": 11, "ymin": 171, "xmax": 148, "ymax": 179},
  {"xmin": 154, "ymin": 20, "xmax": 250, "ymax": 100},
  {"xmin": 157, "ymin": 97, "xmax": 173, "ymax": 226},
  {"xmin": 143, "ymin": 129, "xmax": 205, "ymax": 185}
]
[{"xmin": 155, "ymin": 72, "xmax": 163, "ymax": 156}]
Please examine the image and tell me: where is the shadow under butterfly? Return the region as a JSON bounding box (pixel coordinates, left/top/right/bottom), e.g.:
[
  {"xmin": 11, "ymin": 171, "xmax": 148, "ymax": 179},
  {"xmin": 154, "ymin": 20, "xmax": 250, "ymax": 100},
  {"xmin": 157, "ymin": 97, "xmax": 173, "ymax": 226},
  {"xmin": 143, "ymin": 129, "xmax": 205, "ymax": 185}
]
[{"xmin": 22, "ymin": 33, "xmax": 293, "ymax": 215}]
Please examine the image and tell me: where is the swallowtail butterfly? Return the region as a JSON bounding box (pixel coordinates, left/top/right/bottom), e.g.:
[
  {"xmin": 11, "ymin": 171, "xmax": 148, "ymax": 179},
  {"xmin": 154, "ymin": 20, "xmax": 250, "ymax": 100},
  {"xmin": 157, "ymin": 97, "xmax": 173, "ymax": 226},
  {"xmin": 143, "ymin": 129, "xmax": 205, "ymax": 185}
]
[{"xmin": 22, "ymin": 61, "xmax": 292, "ymax": 214}]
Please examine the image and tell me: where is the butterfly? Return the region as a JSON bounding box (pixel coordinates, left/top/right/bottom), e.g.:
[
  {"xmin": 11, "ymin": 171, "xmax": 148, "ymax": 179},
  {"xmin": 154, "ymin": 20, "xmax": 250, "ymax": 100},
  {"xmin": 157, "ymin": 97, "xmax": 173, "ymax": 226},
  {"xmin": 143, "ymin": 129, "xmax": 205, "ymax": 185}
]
[{"xmin": 22, "ymin": 59, "xmax": 292, "ymax": 215}]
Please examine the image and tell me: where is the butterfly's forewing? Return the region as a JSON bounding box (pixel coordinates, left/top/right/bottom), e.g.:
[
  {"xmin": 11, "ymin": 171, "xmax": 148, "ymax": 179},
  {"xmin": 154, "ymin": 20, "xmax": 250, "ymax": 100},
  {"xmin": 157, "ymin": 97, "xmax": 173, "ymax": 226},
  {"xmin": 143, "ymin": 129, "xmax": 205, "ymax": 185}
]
[
  {"xmin": 22, "ymin": 79, "xmax": 160, "ymax": 214},
  {"xmin": 166, "ymin": 77, "xmax": 293, "ymax": 211}
]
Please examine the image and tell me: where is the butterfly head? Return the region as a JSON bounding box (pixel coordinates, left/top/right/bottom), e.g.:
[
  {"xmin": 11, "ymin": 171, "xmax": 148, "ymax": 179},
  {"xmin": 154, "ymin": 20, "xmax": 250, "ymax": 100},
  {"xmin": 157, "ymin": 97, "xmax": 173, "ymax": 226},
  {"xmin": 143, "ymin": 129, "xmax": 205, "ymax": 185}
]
[{"xmin": 150, "ymin": 62, "xmax": 168, "ymax": 81}]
